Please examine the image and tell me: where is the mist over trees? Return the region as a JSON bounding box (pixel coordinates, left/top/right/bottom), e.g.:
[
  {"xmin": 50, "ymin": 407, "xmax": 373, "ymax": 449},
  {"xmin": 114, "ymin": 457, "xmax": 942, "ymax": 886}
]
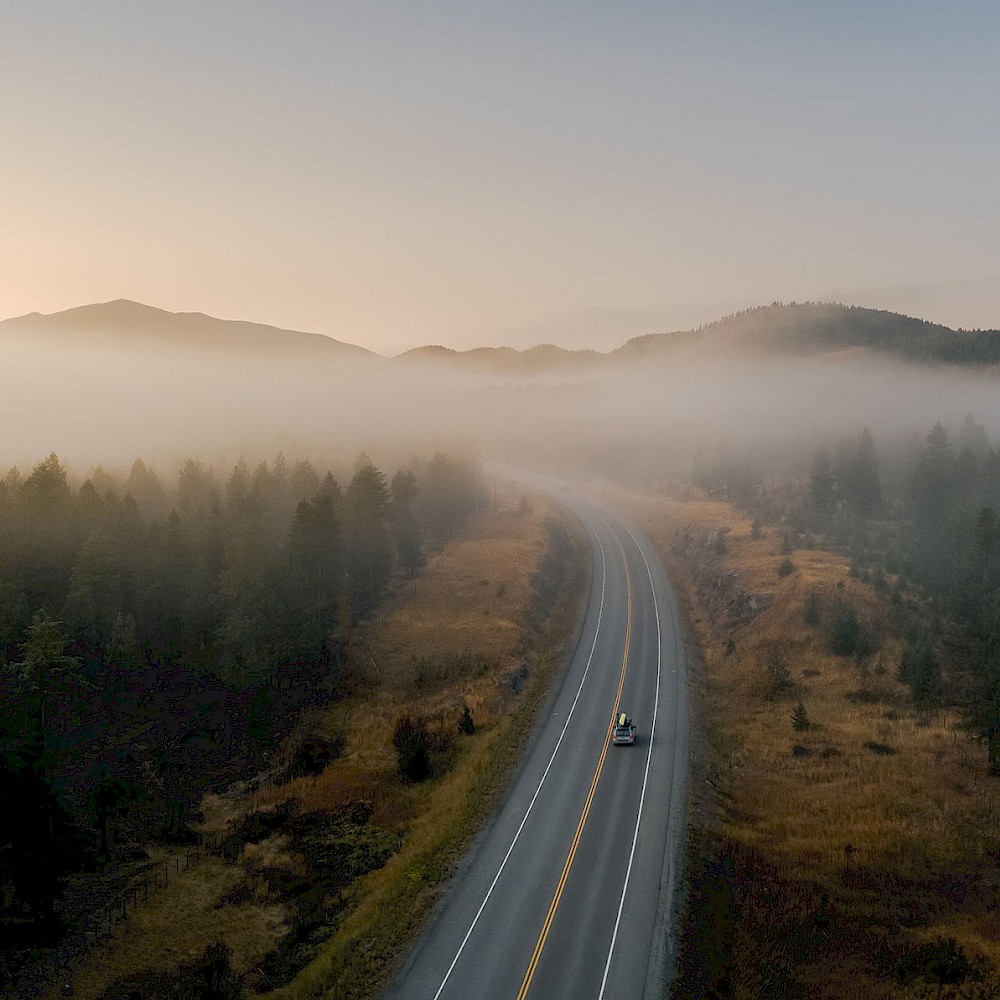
[
  {"xmin": 3, "ymin": 298, "xmax": 999, "ymax": 983},
  {"xmin": 0, "ymin": 448, "xmax": 482, "ymax": 941},
  {"xmin": 694, "ymin": 413, "xmax": 1000, "ymax": 773}
]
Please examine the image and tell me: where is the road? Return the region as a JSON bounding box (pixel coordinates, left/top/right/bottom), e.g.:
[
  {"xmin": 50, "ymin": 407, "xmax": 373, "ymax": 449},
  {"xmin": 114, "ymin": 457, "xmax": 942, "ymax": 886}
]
[{"xmin": 387, "ymin": 481, "xmax": 688, "ymax": 1000}]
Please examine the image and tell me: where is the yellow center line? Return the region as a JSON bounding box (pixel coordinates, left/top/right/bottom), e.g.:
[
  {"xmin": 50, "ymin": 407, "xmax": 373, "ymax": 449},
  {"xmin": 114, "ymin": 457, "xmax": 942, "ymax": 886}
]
[{"xmin": 515, "ymin": 541, "xmax": 633, "ymax": 1000}]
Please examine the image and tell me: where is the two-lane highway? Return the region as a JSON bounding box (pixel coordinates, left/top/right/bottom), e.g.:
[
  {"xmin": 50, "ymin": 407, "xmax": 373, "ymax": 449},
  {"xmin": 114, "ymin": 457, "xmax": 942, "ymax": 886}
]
[{"xmin": 388, "ymin": 483, "xmax": 688, "ymax": 999}]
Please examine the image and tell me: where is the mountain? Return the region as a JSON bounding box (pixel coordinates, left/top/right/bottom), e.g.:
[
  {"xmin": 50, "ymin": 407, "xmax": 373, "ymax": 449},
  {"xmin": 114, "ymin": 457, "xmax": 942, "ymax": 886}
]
[
  {"xmin": 396, "ymin": 303, "xmax": 1000, "ymax": 377},
  {"xmin": 2, "ymin": 297, "xmax": 997, "ymax": 472},
  {"xmin": 609, "ymin": 303, "xmax": 1000, "ymax": 367},
  {"xmin": 395, "ymin": 342, "xmax": 603, "ymax": 376},
  {"xmin": 3, "ymin": 299, "xmax": 998, "ymax": 375},
  {"xmin": 0, "ymin": 299, "xmax": 381, "ymax": 364}
]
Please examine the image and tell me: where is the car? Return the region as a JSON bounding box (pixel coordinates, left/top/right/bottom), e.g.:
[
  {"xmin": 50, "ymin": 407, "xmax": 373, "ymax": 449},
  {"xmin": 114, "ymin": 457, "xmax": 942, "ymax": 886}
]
[{"xmin": 612, "ymin": 711, "xmax": 636, "ymax": 745}]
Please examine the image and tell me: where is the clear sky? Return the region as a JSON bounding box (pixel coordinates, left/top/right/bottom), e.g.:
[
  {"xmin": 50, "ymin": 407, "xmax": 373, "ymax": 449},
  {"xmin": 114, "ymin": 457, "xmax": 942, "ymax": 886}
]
[{"xmin": 2, "ymin": 1, "xmax": 998, "ymax": 354}]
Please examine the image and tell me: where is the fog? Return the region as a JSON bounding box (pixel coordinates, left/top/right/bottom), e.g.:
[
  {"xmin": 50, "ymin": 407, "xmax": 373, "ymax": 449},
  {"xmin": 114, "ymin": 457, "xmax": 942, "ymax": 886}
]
[{"xmin": 3, "ymin": 322, "xmax": 999, "ymax": 492}]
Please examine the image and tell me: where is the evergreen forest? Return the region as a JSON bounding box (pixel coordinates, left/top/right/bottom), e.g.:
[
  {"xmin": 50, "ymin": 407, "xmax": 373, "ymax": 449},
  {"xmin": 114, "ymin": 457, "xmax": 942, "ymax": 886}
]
[{"xmin": 0, "ymin": 448, "xmax": 482, "ymax": 975}]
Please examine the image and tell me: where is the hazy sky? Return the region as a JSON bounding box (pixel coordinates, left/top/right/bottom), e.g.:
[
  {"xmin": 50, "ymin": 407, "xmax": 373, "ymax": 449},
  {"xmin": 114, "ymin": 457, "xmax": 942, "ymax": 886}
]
[{"xmin": 2, "ymin": 1, "xmax": 998, "ymax": 354}]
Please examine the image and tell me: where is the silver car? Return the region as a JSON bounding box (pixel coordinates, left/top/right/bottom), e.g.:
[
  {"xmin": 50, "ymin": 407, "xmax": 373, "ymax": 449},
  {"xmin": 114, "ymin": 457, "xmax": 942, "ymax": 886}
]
[{"xmin": 612, "ymin": 712, "xmax": 636, "ymax": 745}]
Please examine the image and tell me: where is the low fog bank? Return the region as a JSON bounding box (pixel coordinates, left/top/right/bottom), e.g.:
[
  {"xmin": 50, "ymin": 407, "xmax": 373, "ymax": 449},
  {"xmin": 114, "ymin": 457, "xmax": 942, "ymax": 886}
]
[{"xmin": 3, "ymin": 338, "xmax": 999, "ymax": 493}]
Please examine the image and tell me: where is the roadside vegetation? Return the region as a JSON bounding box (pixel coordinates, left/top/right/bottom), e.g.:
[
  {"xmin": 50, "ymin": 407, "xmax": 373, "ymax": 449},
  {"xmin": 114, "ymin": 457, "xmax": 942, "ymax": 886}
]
[
  {"xmin": 9, "ymin": 474, "xmax": 584, "ymax": 1000},
  {"xmin": 0, "ymin": 448, "xmax": 484, "ymax": 993},
  {"xmin": 601, "ymin": 413, "xmax": 1000, "ymax": 999}
]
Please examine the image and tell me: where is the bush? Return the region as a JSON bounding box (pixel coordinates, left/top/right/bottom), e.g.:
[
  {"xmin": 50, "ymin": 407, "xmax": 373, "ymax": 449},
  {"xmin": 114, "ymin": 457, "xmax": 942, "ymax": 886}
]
[
  {"xmin": 287, "ymin": 733, "xmax": 344, "ymax": 780},
  {"xmin": 894, "ymin": 936, "xmax": 973, "ymax": 986},
  {"xmin": 458, "ymin": 703, "xmax": 476, "ymax": 735},
  {"xmin": 393, "ymin": 715, "xmax": 432, "ymax": 782},
  {"xmin": 827, "ymin": 602, "xmax": 861, "ymax": 656},
  {"xmin": 760, "ymin": 651, "xmax": 792, "ymax": 700},
  {"xmin": 777, "ymin": 557, "xmax": 794, "ymax": 578},
  {"xmin": 791, "ymin": 702, "xmax": 810, "ymax": 732},
  {"xmin": 898, "ymin": 636, "xmax": 940, "ymax": 704},
  {"xmin": 803, "ymin": 591, "xmax": 822, "ymax": 626}
]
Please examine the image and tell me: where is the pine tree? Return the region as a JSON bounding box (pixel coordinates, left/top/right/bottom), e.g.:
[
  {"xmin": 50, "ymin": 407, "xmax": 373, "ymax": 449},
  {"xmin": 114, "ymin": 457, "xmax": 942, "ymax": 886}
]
[
  {"xmin": 345, "ymin": 458, "xmax": 391, "ymax": 616},
  {"xmin": 792, "ymin": 701, "xmax": 810, "ymax": 732}
]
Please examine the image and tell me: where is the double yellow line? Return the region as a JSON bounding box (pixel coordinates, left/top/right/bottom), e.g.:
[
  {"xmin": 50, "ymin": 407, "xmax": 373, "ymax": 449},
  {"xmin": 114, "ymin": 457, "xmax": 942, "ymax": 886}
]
[{"xmin": 515, "ymin": 547, "xmax": 633, "ymax": 1000}]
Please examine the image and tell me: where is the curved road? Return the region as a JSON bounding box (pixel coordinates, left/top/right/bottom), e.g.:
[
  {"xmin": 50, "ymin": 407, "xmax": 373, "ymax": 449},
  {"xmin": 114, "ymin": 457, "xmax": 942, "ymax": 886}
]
[{"xmin": 388, "ymin": 481, "xmax": 688, "ymax": 1000}]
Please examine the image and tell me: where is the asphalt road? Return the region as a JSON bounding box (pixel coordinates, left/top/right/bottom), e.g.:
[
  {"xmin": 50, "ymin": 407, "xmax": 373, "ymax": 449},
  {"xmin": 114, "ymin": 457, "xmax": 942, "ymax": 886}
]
[{"xmin": 387, "ymin": 481, "xmax": 689, "ymax": 1000}]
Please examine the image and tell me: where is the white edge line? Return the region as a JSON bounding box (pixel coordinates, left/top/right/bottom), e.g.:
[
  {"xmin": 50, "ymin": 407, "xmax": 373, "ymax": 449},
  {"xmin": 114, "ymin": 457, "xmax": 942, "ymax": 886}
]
[
  {"xmin": 432, "ymin": 507, "xmax": 608, "ymax": 1000},
  {"xmin": 597, "ymin": 524, "xmax": 662, "ymax": 1000}
]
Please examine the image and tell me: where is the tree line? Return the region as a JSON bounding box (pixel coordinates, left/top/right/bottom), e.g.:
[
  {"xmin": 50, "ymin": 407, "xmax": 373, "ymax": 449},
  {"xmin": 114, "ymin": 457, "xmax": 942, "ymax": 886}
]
[
  {"xmin": 0, "ymin": 449, "xmax": 482, "ymax": 949},
  {"xmin": 727, "ymin": 414, "xmax": 1000, "ymax": 767}
]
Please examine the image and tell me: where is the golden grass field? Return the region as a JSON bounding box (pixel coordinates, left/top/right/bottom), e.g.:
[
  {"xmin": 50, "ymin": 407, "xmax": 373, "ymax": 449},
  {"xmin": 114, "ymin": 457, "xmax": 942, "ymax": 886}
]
[
  {"xmin": 53, "ymin": 484, "xmax": 585, "ymax": 1000},
  {"xmin": 594, "ymin": 483, "xmax": 1000, "ymax": 1000}
]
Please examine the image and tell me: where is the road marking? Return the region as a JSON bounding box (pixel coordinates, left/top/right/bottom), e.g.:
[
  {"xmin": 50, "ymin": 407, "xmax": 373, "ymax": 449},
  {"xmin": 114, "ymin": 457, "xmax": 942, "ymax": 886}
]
[
  {"xmin": 515, "ymin": 532, "xmax": 633, "ymax": 1000},
  {"xmin": 430, "ymin": 512, "xmax": 609, "ymax": 1000},
  {"xmin": 598, "ymin": 526, "xmax": 663, "ymax": 999}
]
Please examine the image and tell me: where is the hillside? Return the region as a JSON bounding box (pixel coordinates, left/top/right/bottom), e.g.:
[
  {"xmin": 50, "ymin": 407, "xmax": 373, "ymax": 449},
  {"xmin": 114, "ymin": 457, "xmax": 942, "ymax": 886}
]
[
  {"xmin": 595, "ymin": 481, "xmax": 1000, "ymax": 1000},
  {"xmin": 0, "ymin": 300, "xmax": 381, "ymax": 364},
  {"xmin": 395, "ymin": 342, "xmax": 603, "ymax": 376},
  {"xmin": 5, "ymin": 299, "xmax": 998, "ymax": 375},
  {"xmin": 612, "ymin": 302, "xmax": 1000, "ymax": 367}
]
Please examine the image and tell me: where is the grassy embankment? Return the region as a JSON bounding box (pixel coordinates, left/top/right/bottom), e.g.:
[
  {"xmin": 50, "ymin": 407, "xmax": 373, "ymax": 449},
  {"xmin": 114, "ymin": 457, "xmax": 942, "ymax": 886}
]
[
  {"xmin": 597, "ymin": 483, "xmax": 1000, "ymax": 1000},
  {"xmin": 55, "ymin": 484, "xmax": 586, "ymax": 1000}
]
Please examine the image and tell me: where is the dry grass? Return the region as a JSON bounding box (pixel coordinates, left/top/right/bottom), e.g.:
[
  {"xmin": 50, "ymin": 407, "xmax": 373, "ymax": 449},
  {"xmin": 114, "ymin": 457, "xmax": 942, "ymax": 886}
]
[
  {"xmin": 55, "ymin": 855, "xmax": 287, "ymax": 1000},
  {"xmin": 53, "ymin": 482, "xmax": 585, "ymax": 1000},
  {"xmin": 594, "ymin": 482, "xmax": 1000, "ymax": 999},
  {"xmin": 257, "ymin": 487, "xmax": 585, "ymax": 999}
]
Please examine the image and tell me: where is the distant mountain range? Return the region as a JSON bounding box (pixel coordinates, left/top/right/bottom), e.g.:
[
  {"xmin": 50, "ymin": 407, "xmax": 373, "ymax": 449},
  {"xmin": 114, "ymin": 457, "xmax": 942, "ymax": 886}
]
[
  {"xmin": 3, "ymin": 299, "xmax": 998, "ymax": 373},
  {"xmin": 0, "ymin": 299, "xmax": 379, "ymax": 365}
]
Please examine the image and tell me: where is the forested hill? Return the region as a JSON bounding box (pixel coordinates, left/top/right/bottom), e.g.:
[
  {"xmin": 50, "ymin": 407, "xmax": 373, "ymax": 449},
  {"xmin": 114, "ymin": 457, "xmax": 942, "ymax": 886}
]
[
  {"xmin": 396, "ymin": 303, "xmax": 1000, "ymax": 373},
  {"xmin": 4, "ymin": 299, "xmax": 999, "ymax": 372},
  {"xmin": 612, "ymin": 303, "xmax": 1000, "ymax": 367},
  {"xmin": 0, "ymin": 299, "xmax": 380, "ymax": 363}
]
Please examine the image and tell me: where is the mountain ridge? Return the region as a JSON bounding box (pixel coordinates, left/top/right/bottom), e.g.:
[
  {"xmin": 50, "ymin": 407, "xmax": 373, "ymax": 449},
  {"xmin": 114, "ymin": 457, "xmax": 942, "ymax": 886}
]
[
  {"xmin": 0, "ymin": 299, "xmax": 381, "ymax": 364},
  {"xmin": 4, "ymin": 299, "xmax": 999, "ymax": 372}
]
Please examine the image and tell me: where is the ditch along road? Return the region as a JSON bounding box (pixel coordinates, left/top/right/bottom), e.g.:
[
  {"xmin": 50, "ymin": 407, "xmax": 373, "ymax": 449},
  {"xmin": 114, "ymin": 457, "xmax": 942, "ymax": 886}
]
[{"xmin": 387, "ymin": 480, "xmax": 689, "ymax": 1000}]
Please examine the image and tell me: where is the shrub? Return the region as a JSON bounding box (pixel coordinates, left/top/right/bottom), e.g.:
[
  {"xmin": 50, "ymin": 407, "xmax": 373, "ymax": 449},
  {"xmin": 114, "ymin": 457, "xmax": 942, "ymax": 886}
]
[
  {"xmin": 791, "ymin": 702, "xmax": 810, "ymax": 732},
  {"xmin": 287, "ymin": 733, "xmax": 344, "ymax": 780},
  {"xmin": 458, "ymin": 703, "xmax": 476, "ymax": 735},
  {"xmin": 393, "ymin": 715, "xmax": 432, "ymax": 782},
  {"xmin": 760, "ymin": 651, "xmax": 792, "ymax": 700},
  {"xmin": 827, "ymin": 602, "xmax": 861, "ymax": 656},
  {"xmin": 898, "ymin": 635, "xmax": 940, "ymax": 704},
  {"xmin": 803, "ymin": 591, "xmax": 822, "ymax": 626},
  {"xmin": 777, "ymin": 557, "xmax": 794, "ymax": 578},
  {"xmin": 894, "ymin": 936, "xmax": 973, "ymax": 986}
]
